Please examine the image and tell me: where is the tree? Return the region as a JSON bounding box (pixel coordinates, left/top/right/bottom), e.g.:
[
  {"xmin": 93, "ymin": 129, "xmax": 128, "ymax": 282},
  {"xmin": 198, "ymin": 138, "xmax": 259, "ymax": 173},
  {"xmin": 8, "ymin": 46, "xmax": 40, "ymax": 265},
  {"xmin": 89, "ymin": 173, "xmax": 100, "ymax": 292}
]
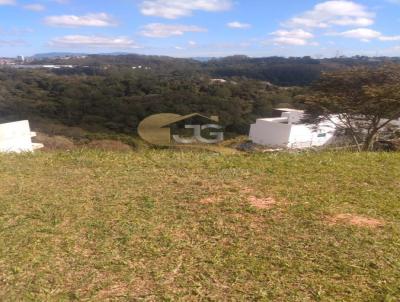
[{"xmin": 299, "ymin": 64, "xmax": 400, "ymax": 151}]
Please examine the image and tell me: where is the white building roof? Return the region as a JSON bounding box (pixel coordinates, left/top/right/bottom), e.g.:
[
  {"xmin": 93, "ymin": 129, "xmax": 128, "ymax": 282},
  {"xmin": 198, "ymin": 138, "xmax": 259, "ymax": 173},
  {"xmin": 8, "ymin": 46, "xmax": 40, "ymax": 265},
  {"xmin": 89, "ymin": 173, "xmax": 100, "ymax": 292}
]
[
  {"xmin": 257, "ymin": 117, "xmax": 289, "ymax": 123},
  {"xmin": 274, "ymin": 108, "xmax": 304, "ymax": 113}
]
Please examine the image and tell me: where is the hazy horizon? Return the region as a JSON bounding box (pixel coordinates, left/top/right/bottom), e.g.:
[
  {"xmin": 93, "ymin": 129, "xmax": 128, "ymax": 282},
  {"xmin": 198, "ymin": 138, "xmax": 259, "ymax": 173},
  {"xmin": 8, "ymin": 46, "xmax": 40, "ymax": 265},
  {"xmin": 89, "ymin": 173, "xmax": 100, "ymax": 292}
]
[{"xmin": 4, "ymin": 52, "xmax": 400, "ymax": 60}]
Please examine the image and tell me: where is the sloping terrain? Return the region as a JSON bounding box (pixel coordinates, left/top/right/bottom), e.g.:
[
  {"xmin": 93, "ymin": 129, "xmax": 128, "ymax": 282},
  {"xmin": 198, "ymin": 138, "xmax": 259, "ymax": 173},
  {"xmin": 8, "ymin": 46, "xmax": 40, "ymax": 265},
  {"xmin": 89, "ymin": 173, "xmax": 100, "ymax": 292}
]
[{"xmin": 0, "ymin": 150, "xmax": 399, "ymax": 301}]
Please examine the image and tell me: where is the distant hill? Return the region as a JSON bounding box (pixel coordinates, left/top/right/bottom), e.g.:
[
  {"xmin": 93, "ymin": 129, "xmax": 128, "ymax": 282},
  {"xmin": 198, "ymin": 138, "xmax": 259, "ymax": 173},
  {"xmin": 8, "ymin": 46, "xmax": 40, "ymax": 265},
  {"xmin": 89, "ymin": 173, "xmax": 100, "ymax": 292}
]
[
  {"xmin": 33, "ymin": 53, "xmax": 217, "ymax": 61},
  {"xmin": 192, "ymin": 57, "xmax": 215, "ymax": 62},
  {"xmin": 31, "ymin": 52, "xmax": 89, "ymax": 59},
  {"xmin": 28, "ymin": 53, "xmax": 400, "ymax": 86},
  {"xmin": 29, "ymin": 53, "xmax": 202, "ymax": 75}
]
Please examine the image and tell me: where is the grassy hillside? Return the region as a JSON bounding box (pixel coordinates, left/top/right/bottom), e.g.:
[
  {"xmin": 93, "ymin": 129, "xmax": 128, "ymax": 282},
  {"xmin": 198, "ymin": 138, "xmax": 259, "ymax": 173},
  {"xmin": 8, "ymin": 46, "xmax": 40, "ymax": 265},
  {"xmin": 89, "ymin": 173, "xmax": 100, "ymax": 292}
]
[{"xmin": 0, "ymin": 150, "xmax": 399, "ymax": 301}]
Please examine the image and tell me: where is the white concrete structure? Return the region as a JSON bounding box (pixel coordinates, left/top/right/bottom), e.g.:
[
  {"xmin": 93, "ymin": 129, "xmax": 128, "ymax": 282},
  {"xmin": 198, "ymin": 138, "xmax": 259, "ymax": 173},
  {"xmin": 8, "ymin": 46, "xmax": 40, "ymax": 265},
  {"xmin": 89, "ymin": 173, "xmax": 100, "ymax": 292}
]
[
  {"xmin": 210, "ymin": 79, "xmax": 227, "ymax": 84},
  {"xmin": 249, "ymin": 109, "xmax": 336, "ymax": 149},
  {"xmin": 0, "ymin": 120, "xmax": 43, "ymax": 153}
]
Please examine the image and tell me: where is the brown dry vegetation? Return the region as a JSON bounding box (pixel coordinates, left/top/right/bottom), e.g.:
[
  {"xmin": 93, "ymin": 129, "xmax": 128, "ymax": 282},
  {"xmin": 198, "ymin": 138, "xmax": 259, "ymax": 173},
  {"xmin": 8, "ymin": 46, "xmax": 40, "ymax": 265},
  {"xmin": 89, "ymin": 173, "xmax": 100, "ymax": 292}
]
[
  {"xmin": 86, "ymin": 140, "xmax": 133, "ymax": 152},
  {"xmin": 34, "ymin": 133, "xmax": 75, "ymax": 151},
  {"xmin": 248, "ymin": 196, "xmax": 278, "ymax": 209},
  {"xmin": 327, "ymin": 213, "xmax": 385, "ymax": 228}
]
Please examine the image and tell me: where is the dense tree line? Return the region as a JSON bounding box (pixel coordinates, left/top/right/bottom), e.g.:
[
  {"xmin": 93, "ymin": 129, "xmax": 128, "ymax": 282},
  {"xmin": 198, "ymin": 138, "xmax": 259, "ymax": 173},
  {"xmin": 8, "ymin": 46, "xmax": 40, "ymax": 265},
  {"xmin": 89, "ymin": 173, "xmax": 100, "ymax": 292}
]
[
  {"xmin": 4, "ymin": 55, "xmax": 400, "ymax": 138},
  {"xmin": 300, "ymin": 64, "xmax": 400, "ymax": 151},
  {"xmin": 33, "ymin": 54, "xmax": 400, "ymax": 86},
  {"xmin": 0, "ymin": 68, "xmax": 301, "ymax": 134}
]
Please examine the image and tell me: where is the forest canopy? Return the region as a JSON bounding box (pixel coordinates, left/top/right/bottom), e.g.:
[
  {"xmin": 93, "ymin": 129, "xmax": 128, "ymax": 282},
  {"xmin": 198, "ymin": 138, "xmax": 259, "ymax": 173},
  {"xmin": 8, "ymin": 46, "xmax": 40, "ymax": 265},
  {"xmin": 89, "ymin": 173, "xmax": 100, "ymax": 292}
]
[
  {"xmin": 0, "ymin": 67, "xmax": 301, "ymax": 135},
  {"xmin": 2, "ymin": 55, "xmax": 400, "ymax": 136}
]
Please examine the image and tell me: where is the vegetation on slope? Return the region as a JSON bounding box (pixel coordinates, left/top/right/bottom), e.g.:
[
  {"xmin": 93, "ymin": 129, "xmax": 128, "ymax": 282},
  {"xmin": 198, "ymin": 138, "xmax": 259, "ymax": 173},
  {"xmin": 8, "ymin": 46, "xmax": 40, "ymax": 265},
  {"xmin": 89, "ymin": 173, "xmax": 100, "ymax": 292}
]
[
  {"xmin": 0, "ymin": 150, "xmax": 399, "ymax": 301},
  {"xmin": 32, "ymin": 54, "xmax": 400, "ymax": 86},
  {"xmin": 0, "ymin": 68, "xmax": 302, "ymax": 135}
]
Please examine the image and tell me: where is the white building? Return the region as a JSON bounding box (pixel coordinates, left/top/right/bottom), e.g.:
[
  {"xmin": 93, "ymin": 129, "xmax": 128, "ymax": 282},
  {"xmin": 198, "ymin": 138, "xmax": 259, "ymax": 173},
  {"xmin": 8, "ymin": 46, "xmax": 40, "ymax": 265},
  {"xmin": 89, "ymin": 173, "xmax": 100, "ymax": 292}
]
[
  {"xmin": 0, "ymin": 120, "xmax": 43, "ymax": 153},
  {"xmin": 249, "ymin": 108, "xmax": 337, "ymax": 149},
  {"xmin": 210, "ymin": 79, "xmax": 227, "ymax": 84}
]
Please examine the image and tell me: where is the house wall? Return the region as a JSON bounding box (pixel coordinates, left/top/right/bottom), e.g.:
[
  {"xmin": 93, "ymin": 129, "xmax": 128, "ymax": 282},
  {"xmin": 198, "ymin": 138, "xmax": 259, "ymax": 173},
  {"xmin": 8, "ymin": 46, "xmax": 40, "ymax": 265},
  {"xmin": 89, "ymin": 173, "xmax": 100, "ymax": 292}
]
[
  {"xmin": 250, "ymin": 110, "xmax": 400, "ymax": 149},
  {"xmin": 249, "ymin": 120, "xmax": 291, "ymax": 147},
  {"xmin": 0, "ymin": 120, "xmax": 34, "ymax": 153},
  {"xmin": 249, "ymin": 114, "xmax": 337, "ymax": 149},
  {"xmin": 389, "ymin": 119, "xmax": 400, "ymax": 127},
  {"xmin": 288, "ymin": 123, "xmax": 336, "ymax": 149},
  {"xmin": 281, "ymin": 111, "xmax": 304, "ymax": 124}
]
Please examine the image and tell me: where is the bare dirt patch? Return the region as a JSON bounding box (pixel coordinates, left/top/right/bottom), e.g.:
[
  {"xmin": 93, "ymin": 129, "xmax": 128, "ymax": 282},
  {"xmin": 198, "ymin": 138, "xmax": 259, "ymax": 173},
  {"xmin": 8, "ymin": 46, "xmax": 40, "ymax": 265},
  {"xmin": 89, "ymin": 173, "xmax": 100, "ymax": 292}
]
[
  {"xmin": 327, "ymin": 213, "xmax": 385, "ymax": 228},
  {"xmin": 248, "ymin": 196, "xmax": 277, "ymax": 209},
  {"xmin": 86, "ymin": 140, "xmax": 133, "ymax": 152},
  {"xmin": 35, "ymin": 133, "xmax": 75, "ymax": 151}
]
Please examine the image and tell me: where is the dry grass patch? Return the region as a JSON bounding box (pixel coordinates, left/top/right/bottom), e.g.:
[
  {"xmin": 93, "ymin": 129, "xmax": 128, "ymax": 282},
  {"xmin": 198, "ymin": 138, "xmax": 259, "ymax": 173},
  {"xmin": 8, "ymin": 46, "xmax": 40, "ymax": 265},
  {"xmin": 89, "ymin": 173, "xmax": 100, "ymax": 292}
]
[
  {"xmin": 95, "ymin": 283, "xmax": 129, "ymax": 300},
  {"xmin": 86, "ymin": 140, "xmax": 133, "ymax": 152},
  {"xmin": 199, "ymin": 196, "xmax": 221, "ymax": 204},
  {"xmin": 95, "ymin": 279, "xmax": 155, "ymax": 300},
  {"xmin": 327, "ymin": 213, "xmax": 385, "ymax": 228},
  {"xmin": 248, "ymin": 196, "xmax": 278, "ymax": 209}
]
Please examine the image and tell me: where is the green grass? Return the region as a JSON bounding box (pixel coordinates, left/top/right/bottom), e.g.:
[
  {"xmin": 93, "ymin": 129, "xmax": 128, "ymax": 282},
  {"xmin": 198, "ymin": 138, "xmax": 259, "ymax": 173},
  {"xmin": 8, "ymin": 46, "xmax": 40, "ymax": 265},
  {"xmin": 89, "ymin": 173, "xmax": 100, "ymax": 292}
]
[{"xmin": 0, "ymin": 150, "xmax": 399, "ymax": 301}]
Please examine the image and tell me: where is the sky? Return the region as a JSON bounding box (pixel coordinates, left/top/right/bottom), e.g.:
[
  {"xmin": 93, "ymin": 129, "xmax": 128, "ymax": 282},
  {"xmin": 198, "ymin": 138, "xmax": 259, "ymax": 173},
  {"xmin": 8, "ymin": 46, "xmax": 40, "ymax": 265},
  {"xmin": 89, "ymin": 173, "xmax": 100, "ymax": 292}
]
[{"xmin": 1, "ymin": 0, "xmax": 400, "ymax": 58}]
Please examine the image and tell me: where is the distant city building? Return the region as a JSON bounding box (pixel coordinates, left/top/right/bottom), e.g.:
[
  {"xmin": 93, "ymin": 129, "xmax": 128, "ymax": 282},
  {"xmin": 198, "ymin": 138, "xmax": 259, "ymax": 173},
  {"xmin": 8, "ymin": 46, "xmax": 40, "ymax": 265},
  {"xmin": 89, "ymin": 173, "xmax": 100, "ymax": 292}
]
[
  {"xmin": 210, "ymin": 79, "xmax": 227, "ymax": 84},
  {"xmin": 10, "ymin": 64, "xmax": 75, "ymax": 69},
  {"xmin": 0, "ymin": 58, "xmax": 15, "ymax": 65},
  {"xmin": 16, "ymin": 55, "xmax": 25, "ymax": 62},
  {"xmin": 132, "ymin": 66, "xmax": 151, "ymax": 70}
]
